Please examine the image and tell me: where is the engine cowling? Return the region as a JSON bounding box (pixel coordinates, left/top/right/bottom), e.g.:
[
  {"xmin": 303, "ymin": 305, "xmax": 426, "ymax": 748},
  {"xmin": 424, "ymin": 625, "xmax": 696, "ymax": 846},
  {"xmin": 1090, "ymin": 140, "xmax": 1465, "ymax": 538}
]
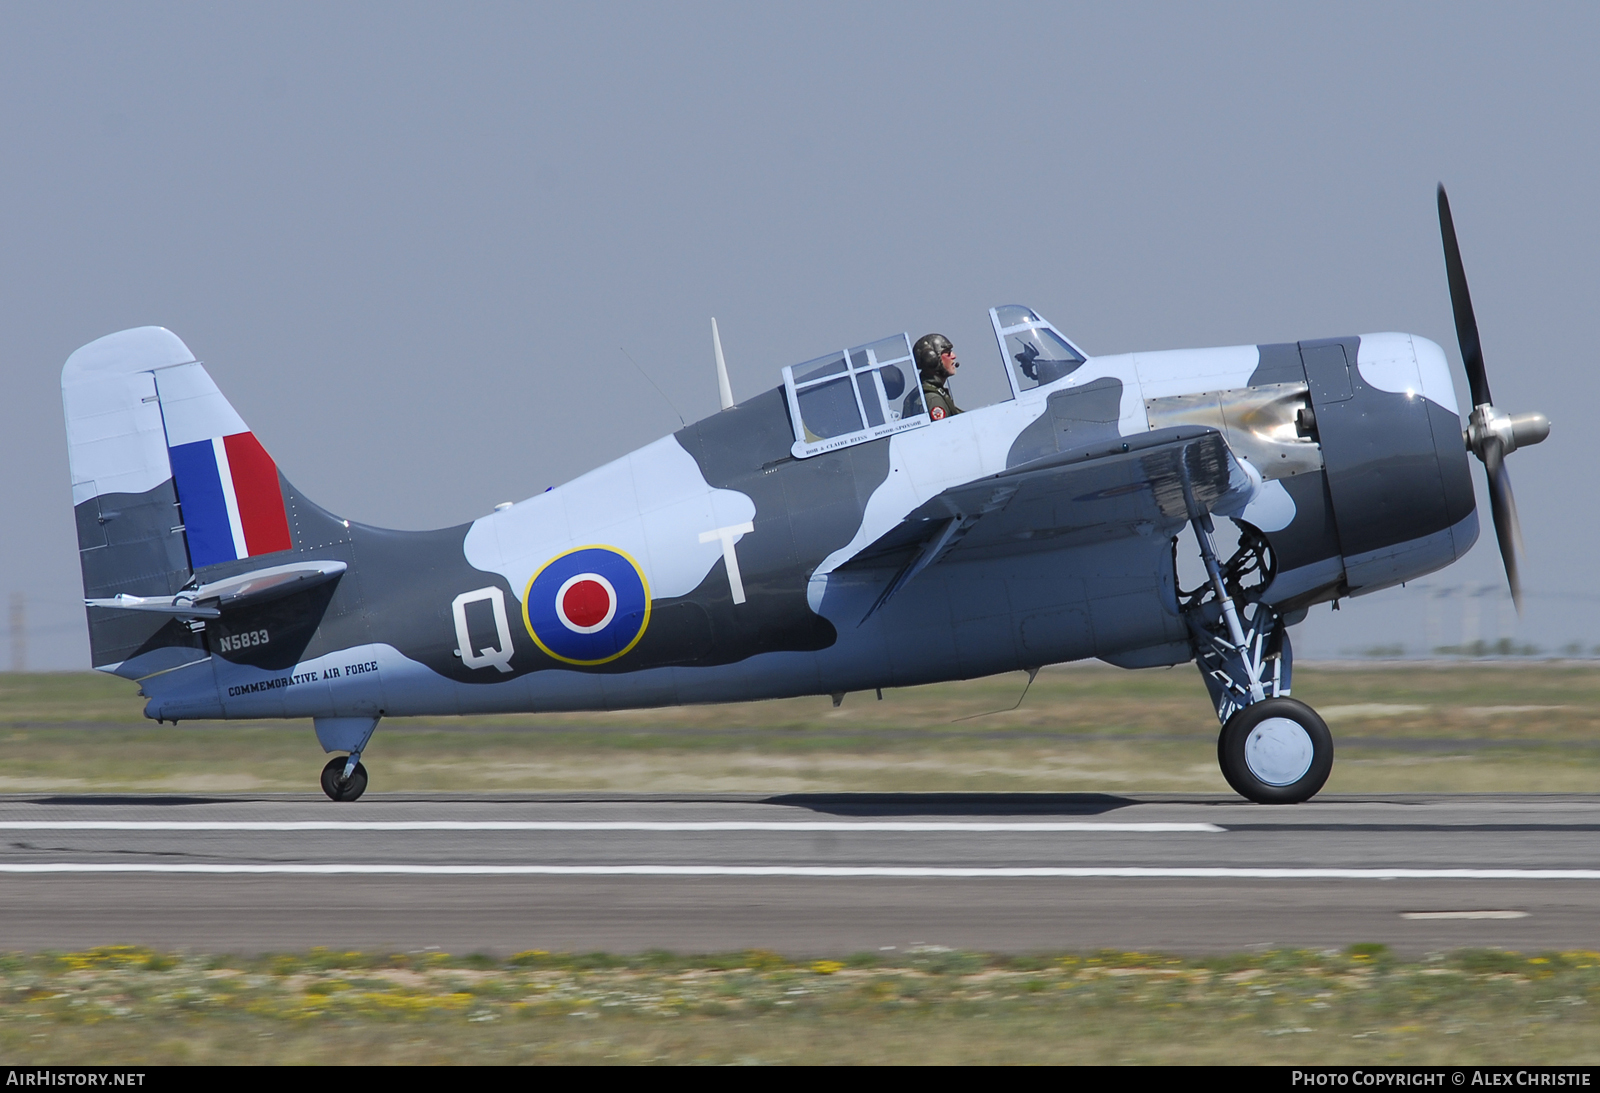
[{"xmin": 1248, "ymin": 333, "xmax": 1477, "ymax": 608}]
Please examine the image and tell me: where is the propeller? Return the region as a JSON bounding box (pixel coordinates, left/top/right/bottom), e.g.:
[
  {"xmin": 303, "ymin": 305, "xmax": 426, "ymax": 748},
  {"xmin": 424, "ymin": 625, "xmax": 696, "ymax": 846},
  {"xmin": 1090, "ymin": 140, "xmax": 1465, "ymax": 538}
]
[{"xmin": 1437, "ymin": 184, "xmax": 1550, "ymax": 610}]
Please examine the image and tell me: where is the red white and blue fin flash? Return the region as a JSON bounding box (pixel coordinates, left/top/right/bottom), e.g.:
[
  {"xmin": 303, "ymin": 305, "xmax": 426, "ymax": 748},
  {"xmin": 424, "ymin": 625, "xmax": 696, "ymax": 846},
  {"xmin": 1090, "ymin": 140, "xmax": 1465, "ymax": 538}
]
[
  {"xmin": 155, "ymin": 361, "xmax": 292, "ymax": 569},
  {"xmin": 168, "ymin": 432, "xmax": 293, "ymax": 568}
]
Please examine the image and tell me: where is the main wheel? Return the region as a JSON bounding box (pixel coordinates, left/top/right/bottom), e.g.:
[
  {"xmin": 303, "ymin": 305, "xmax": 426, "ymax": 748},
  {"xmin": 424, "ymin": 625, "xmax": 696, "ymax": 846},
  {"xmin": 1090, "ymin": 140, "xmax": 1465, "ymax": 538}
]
[
  {"xmin": 1217, "ymin": 697, "xmax": 1332, "ymax": 804},
  {"xmin": 320, "ymin": 756, "xmax": 369, "ymax": 802}
]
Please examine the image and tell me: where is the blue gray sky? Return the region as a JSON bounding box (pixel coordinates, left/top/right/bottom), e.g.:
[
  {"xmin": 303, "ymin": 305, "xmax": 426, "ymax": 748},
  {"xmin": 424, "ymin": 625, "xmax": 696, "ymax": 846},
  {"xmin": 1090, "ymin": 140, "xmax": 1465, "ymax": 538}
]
[{"xmin": 3, "ymin": 2, "xmax": 1595, "ymax": 667}]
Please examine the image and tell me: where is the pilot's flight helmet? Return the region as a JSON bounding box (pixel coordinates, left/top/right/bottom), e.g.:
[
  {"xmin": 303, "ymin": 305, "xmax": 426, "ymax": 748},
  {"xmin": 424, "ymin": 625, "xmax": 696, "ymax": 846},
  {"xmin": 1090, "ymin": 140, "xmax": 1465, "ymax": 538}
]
[{"xmin": 914, "ymin": 333, "xmax": 954, "ymax": 376}]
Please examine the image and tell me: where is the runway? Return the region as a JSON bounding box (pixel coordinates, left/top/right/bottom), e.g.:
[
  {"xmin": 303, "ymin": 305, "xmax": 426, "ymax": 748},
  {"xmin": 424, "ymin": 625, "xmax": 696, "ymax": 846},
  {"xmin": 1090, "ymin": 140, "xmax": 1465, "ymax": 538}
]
[{"xmin": 1, "ymin": 792, "xmax": 1598, "ymax": 955}]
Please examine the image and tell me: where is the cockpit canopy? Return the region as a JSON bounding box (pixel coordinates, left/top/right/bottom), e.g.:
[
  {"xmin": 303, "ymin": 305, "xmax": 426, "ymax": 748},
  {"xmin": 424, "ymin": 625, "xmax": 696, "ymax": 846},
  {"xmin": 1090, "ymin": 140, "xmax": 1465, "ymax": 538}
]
[
  {"xmin": 781, "ymin": 334, "xmax": 928, "ymax": 458},
  {"xmin": 989, "ymin": 305, "xmax": 1086, "ymax": 393},
  {"xmin": 779, "ymin": 308, "xmax": 1087, "ymax": 459}
]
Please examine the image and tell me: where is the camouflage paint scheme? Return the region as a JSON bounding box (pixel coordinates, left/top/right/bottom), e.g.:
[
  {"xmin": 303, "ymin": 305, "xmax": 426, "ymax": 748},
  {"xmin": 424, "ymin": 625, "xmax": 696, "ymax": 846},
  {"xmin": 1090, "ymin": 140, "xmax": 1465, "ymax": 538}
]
[{"xmin": 63, "ymin": 312, "xmax": 1476, "ymax": 743}]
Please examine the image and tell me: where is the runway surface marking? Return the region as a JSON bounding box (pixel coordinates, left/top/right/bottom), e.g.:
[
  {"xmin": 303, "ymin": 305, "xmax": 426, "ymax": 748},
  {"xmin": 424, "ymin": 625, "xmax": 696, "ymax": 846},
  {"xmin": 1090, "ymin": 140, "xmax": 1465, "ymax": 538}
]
[
  {"xmin": 3, "ymin": 865, "xmax": 1600, "ymax": 879},
  {"xmin": 1400, "ymin": 910, "xmax": 1530, "ymax": 919},
  {"xmin": 0, "ymin": 821, "xmax": 1225, "ymax": 833}
]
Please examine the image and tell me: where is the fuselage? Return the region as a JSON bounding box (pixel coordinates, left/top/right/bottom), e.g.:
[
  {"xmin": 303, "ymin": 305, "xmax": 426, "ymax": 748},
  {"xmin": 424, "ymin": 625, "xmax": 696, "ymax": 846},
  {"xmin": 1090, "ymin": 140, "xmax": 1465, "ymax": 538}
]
[{"xmin": 64, "ymin": 323, "xmax": 1475, "ymax": 723}]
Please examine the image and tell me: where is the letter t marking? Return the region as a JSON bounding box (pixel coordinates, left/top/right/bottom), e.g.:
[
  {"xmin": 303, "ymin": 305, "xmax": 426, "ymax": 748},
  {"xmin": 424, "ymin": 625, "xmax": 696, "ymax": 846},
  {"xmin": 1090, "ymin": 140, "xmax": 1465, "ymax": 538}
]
[{"xmin": 699, "ymin": 522, "xmax": 755, "ymax": 605}]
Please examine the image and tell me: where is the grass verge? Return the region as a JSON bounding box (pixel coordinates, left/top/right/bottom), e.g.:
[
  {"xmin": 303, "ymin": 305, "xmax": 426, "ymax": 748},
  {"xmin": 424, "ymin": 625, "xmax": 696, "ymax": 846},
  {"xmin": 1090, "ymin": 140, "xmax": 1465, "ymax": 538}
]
[{"xmin": 2, "ymin": 944, "xmax": 1596, "ymax": 1064}]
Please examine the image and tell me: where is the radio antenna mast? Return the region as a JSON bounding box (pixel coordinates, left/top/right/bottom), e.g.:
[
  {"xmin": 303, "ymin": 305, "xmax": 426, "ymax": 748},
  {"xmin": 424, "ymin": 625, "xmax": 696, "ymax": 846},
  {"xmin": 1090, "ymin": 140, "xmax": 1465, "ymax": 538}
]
[{"xmin": 712, "ymin": 317, "xmax": 734, "ymax": 410}]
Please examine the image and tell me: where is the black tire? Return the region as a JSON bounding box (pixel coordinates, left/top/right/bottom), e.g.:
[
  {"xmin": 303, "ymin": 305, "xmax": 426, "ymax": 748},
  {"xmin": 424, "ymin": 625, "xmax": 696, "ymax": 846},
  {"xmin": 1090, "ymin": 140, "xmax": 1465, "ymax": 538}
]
[
  {"xmin": 320, "ymin": 756, "xmax": 369, "ymax": 802},
  {"xmin": 1217, "ymin": 697, "xmax": 1332, "ymax": 804}
]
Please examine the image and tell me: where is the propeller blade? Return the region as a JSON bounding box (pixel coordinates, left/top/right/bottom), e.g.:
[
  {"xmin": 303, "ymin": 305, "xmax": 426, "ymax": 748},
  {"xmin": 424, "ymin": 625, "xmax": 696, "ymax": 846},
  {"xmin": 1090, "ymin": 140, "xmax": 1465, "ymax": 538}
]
[
  {"xmin": 1438, "ymin": 185, "xmax": 1493, "ymax": 409},
  {"xmin": 1480, "ymin": 435, "xmax": 1524, "ymax": 612}
]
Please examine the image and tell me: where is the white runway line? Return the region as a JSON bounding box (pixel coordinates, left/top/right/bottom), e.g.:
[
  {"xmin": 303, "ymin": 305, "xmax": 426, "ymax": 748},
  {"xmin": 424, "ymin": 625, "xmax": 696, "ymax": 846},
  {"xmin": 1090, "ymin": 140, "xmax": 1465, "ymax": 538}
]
[
  {"xmin": 0, "ymin": 821, "xmax": 1224, "ymax": 833},
  {"xmin": 2, "ymin": 865, "xmax": 1600, "ymax": 879},
  {"xmin": 1400, "ymin": 910, "xmax": 1530, "ymax": 919}
]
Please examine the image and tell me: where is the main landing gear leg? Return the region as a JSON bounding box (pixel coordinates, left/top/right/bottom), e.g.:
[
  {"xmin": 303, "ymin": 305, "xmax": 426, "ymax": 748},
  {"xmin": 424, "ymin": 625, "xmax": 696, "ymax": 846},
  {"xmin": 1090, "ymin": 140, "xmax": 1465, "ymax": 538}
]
[
  {"xmin": 314, "ymin": 716, "xmax": 379, "ymax": 803},
  {"xmin": 1184, "ymin": 514, "xmax": 1332, "ymax": 804}
]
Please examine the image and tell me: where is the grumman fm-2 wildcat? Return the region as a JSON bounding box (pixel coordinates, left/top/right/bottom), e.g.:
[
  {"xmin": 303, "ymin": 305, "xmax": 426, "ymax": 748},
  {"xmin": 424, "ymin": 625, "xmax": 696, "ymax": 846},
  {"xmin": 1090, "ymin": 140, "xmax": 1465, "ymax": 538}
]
[{"xmin": 63, "ymin": 189, "xmax": 1547, "ymax": 803}]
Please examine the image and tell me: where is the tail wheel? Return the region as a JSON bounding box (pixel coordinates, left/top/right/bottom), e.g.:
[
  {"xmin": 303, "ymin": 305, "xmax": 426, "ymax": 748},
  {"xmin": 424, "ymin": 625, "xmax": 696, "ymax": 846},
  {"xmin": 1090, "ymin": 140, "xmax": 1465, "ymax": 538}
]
[
  {"xmin": 1218, "ymin": 697, "xmax": 1332, "ymax": 804},
  {"xmin": 320, "ymin": 756, "xmax": 369, "ymax": 802}
]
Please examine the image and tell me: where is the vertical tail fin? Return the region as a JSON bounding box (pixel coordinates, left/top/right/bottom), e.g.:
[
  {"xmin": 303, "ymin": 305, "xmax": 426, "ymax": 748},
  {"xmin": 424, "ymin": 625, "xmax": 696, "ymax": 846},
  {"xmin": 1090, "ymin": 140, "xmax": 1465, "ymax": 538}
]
[{"xmin": 63, "ymin": 327, "xmax": 299, "ymax": 673}]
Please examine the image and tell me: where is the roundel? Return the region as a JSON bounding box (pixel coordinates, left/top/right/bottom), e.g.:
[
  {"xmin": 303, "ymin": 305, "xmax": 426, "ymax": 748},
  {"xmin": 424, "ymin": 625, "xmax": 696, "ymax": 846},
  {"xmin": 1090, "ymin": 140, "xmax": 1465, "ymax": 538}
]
[{"xmin": 523, "ymin": 546, "xmax": 651, "ymax": 665}]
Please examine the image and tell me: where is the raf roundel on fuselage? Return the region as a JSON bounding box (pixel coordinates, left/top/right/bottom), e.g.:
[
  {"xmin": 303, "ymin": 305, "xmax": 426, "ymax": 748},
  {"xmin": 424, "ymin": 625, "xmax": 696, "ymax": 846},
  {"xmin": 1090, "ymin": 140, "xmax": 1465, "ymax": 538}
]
[{"xmin": 522, "ymin": 546, "xmax": 651, "ymax": 665}]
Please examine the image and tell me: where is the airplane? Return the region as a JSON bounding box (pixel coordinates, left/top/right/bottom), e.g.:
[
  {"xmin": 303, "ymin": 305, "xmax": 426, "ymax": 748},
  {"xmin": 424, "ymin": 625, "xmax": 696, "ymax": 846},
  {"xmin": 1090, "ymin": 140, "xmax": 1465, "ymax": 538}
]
[{"xmin": 60, "ymin": 188, "xmax": 1548, "ymax": 804}]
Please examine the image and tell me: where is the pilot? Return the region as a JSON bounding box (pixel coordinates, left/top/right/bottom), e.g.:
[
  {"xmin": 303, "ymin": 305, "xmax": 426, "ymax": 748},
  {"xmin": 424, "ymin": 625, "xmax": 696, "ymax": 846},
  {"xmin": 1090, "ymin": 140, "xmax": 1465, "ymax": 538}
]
[{"xmin": 913, "ymin": 333, "xmax": 962, "ymax": 420}]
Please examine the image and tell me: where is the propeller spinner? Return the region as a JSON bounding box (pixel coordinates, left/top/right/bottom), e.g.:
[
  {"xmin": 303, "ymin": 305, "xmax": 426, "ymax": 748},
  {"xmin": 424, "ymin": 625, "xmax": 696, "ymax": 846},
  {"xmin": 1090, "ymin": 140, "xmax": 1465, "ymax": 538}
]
[{"xmin": 1437, "ymin": 185, "xmax": 1550, "ymax": 610}]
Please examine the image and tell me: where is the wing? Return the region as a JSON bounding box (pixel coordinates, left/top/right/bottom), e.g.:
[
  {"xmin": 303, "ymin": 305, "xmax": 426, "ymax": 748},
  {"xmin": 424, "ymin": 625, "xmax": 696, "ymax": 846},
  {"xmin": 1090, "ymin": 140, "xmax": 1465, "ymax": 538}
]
[{"xmin": 844, "ymin": 427, "xmax": 1238, "ymax": 623}]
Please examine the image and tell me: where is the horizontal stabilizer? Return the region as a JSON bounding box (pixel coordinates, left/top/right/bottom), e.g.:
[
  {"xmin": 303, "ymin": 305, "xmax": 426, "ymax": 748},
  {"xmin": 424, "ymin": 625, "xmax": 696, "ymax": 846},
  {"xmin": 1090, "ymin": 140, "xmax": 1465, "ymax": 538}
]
[
  {"xmin": 83, "ymin": 595, "xmax": 221, "ymax": 620},
  {"xmin": 86, "ymin": 560, "xmax": 346, "ymax": 620}
]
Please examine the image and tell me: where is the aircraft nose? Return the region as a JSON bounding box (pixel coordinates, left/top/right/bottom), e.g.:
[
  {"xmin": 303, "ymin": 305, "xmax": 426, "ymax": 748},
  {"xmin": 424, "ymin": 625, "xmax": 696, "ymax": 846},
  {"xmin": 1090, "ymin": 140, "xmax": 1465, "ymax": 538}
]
[{"xmin": 1412, "ymin": 336, "xmax": 1478, "ymax": 537}]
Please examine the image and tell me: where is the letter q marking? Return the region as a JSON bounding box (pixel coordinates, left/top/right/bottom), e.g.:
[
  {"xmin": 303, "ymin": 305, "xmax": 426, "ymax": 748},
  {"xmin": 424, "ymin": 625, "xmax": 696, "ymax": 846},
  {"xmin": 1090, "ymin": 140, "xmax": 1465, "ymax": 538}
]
[{"xmin": 451, "ymin": 586, "xmax": 515, "ymax": 673}]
